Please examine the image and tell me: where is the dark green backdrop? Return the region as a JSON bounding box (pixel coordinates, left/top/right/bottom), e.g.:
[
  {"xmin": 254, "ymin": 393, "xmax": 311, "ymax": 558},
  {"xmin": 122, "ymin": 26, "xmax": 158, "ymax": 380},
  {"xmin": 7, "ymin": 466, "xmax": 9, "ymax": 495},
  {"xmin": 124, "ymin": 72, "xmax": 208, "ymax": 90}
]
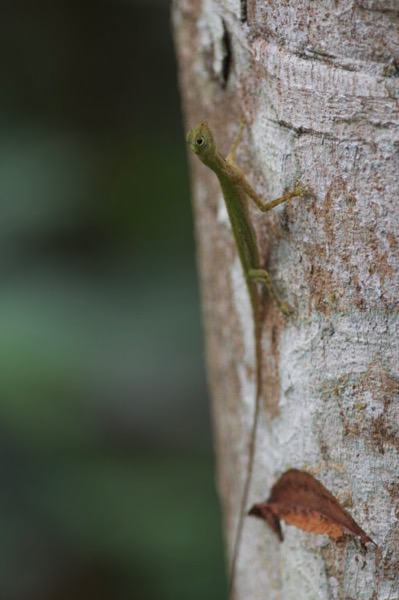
[{"xmin": 0, "ymin": 0, "xmax": 226, "ymax": 597}]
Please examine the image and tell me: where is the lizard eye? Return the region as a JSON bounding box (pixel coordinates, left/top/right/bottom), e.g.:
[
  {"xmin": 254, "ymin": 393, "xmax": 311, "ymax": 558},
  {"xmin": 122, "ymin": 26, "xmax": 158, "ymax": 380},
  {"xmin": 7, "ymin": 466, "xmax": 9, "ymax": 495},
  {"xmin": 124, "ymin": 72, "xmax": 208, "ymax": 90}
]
[{"xmin": 196, "ymin": 135, "xmax": 205, "ymax": 147}]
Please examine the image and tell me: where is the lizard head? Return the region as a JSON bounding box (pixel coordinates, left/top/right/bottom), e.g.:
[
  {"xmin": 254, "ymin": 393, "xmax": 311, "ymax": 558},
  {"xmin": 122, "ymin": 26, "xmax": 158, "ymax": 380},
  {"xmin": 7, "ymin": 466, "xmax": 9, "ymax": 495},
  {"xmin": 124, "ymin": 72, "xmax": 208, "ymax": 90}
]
[{"xmin": 186, "ymin": 122, "xmax": 217, "ymax": 165}]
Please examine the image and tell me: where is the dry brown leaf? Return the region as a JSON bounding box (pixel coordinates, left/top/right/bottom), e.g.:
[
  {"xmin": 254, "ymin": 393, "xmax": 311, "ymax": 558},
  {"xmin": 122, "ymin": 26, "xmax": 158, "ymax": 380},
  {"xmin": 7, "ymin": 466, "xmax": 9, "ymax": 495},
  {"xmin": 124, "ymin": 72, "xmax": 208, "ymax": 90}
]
[{"xmin": 248, "ymin": 469, "xmax": 377, "ymax": 549}]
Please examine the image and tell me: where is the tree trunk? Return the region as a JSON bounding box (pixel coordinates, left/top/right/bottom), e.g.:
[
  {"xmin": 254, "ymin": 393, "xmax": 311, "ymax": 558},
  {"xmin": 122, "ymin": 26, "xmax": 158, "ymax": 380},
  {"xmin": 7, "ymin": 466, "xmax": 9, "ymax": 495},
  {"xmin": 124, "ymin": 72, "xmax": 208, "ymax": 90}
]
[{"xmin": 172, "ymin": 1, "xmax": 399, "ymax": 598}]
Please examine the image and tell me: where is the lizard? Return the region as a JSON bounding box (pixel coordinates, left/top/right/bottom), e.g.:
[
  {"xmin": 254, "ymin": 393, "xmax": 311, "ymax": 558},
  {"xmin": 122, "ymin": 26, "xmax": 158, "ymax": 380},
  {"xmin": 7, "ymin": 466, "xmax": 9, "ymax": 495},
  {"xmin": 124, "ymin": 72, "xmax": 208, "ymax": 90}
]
[{"xmin": 186, "ymin": 121, "xmax": 304, "ymax": 597}]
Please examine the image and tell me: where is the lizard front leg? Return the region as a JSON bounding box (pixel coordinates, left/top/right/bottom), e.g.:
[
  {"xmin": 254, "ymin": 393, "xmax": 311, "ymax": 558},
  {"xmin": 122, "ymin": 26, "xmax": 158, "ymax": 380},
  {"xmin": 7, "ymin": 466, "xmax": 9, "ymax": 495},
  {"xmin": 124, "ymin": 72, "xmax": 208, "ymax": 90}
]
[{"xmin": 243, "ymin": 180, "xmax": 304, "ymax": 213}]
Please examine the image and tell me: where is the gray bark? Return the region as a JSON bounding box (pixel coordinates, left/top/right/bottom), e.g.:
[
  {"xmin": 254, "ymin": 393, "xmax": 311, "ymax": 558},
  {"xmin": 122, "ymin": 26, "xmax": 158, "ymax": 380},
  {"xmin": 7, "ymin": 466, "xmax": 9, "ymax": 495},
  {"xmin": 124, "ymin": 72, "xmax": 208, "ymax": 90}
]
[{"xmin": 172, "ymin": 1, "xmax": 399, "ymax": 598}]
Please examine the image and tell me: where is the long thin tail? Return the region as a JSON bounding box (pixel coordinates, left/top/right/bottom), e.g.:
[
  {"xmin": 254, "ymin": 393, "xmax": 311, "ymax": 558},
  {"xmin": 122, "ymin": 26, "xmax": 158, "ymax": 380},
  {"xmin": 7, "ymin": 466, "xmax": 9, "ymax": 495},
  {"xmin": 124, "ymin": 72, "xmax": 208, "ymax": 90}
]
[{"xmin": 228, "ymin": 321, "xmax": 262, "ymax": 599}]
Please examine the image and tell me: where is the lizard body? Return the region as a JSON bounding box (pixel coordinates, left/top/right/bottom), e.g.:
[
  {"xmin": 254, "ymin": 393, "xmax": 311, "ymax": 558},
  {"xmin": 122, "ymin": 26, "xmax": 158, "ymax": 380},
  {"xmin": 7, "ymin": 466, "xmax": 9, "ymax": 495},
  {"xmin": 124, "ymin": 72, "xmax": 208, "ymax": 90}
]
[{"xmin": 186, "ymin": 121, "xmax": 302, "ymax": 597}]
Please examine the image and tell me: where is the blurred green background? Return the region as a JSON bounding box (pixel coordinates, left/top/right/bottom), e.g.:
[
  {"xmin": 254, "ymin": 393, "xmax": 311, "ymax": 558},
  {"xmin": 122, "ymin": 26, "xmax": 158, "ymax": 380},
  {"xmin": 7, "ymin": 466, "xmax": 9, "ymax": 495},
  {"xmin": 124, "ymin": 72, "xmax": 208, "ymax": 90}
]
[{"xmin": 0, "ymin": 0, "xmax": 226, "ymax": 598}]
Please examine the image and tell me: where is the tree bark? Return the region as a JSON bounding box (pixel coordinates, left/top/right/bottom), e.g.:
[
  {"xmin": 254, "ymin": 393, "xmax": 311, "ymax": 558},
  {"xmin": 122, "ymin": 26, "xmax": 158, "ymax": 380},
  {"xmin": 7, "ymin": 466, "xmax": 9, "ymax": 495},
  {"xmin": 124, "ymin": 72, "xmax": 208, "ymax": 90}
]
[{"xmin": 172, "ymin": 1, "xmax": 399, "ymax": 598}]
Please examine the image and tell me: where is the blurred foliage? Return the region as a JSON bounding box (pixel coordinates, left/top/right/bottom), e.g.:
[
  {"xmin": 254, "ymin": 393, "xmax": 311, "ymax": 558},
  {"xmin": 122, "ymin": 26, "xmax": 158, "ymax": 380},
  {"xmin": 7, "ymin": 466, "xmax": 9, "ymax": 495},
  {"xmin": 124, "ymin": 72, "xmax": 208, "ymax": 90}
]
[{"xmin": 0, "ymin": 0, "xmax": 226, "ymax": 598}]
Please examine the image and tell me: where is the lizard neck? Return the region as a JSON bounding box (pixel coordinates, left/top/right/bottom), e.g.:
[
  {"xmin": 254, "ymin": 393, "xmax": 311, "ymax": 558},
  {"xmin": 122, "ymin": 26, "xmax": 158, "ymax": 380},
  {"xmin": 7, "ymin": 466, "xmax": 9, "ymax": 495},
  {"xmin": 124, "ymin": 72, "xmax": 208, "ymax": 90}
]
[{"xmin": 201, "ymin": 150, "xmax": 226, "ymax": 174}]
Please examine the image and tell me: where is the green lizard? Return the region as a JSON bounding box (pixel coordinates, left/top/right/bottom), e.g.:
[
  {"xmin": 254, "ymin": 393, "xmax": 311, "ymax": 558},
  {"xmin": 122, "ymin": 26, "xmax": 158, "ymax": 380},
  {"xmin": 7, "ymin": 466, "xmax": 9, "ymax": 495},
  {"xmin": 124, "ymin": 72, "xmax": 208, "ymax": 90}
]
[{"xmin": 186, "ymin": 121, "xmax": 304, "ymax": 597}]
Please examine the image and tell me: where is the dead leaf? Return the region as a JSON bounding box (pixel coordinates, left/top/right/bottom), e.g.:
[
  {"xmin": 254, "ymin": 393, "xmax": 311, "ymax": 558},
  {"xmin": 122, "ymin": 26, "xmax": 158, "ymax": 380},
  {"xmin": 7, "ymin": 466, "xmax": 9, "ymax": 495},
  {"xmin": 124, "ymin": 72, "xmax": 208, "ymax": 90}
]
[{"xmin": 248, "ymin": 469, "xmax": 377, "ymax": 549}]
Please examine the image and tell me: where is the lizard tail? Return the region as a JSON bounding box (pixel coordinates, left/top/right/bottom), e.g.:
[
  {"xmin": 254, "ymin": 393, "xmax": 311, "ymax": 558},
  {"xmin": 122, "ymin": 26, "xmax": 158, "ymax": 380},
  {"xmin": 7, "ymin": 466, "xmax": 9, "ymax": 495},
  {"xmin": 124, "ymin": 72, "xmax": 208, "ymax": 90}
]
[{"xmin": 228, "ymin": 320, "xmax": 262, "ymax": 599}]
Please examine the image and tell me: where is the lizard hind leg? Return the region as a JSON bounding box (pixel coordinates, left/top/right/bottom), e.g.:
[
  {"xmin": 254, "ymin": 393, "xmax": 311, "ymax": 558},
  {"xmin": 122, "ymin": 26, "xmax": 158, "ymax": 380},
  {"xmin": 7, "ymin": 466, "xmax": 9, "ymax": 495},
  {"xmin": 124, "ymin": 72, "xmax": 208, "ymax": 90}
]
[
  {"xmin": 248, "ymin": 268, "xmax": 293, "ymax": 317},
  {"xmin": 226, "ymin": 120, "xmax": 246, "ymax": 164}
]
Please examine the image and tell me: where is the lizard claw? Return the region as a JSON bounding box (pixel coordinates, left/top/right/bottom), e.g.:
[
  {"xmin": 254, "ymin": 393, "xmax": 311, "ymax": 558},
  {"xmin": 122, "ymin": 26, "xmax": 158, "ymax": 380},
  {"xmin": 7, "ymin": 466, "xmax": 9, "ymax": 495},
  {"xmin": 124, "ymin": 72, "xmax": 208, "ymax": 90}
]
[
  {"xmin": 278, "ymin": 300, "xmax": 295, "ymax": 318},
  {"xmin": 293, "ymin": 181, "xmax": 314, "ymax": 199}
]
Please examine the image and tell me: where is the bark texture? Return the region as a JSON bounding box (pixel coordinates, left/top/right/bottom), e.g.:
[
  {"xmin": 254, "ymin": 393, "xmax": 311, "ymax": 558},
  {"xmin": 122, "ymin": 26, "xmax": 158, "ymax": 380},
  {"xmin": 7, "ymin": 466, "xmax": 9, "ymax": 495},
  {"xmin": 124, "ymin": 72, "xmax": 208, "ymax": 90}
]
[{"xmin": 172, "ymin": 1, "xmax": 399, "ymax": 598}]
